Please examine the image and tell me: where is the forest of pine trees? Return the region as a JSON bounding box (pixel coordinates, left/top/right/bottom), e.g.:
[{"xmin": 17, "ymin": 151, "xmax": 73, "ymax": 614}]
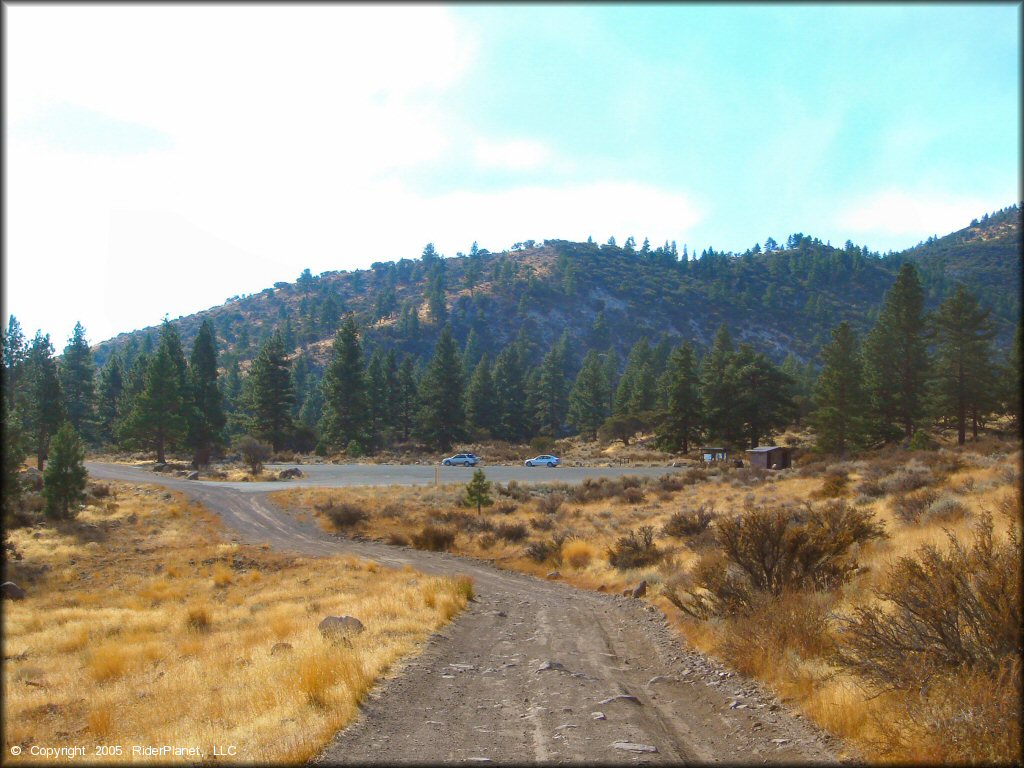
[{"xmin": 2, "ymin": 260, "xmax": 1020, "ymax": 477}]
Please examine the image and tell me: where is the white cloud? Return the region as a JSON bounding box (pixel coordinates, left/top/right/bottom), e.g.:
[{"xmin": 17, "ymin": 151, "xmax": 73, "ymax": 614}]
[
  {"xmin": 4, "ymin": 5, "xmax": 475, "ymax": 343},
  {"xmin": 472, "ymin": 137, "xmax": 553, "ymax": 171},
  {"xmin": 3, "ymin": 5, "xmax": 703, "ymax": 346},
  {"xmin": 836, "ymin": 190, "xmax": 992, "ymax": 237}
]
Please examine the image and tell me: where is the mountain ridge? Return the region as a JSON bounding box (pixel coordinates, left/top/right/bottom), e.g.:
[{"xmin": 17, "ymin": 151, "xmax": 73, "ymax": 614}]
[{"xmin": 92, "ymin": 203, "xmax": 1021, "ymax": 376}]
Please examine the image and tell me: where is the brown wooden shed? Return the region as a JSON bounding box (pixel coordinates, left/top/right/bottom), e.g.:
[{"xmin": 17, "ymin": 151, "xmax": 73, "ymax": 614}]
[{"xmin": 745, "ymin": 446, "xmax": 791, "ymax": 470}]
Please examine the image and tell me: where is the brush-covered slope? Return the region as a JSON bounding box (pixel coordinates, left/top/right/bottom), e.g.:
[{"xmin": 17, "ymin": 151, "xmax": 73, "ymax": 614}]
[{"xmin": 93, "ymin": 204, "xmax": 1021, "ymax": 374}]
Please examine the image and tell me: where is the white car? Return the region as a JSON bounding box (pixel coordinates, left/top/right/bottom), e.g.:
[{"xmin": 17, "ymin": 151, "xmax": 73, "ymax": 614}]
[
  {"xmin": 525, "ymin": 455, "xmax": 560, "ymax": 467},
  {"xmin": 442, "ymin": 453, "xmax": 479, "ymax": 467}
]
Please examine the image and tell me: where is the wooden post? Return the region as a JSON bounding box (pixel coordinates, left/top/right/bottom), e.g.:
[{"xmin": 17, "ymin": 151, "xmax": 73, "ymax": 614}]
[{"xmin": 435, "ymin": 466, "xmax": 440, "ymax": 487}]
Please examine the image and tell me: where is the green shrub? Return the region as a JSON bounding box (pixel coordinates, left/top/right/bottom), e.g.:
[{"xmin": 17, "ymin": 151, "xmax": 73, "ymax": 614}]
[
  {"xmin": 607, "ymin": 526, "xmax": 661, "ymax": 570},
  {"xmin": 835, "ymin": 514, "xmax": 1020, "ymax": 692},
  {"xmin": 410, "ymin": 525, "xmax": 456, "ymax": 551},
  {"xmin": 670, "ymin": 501, "xmax": 886, "ymax": 618},
  {"xmin": 495, "ymin": 521, "xmax": 528, "ymax": 542},
  {"xmin": 662, "ymin": 505, "xmax": 715, "ymax": 538},
  {"xmin": 319, "ymin": 501, "xmax": 367, "ymax": 529},
  {"xmin": 535, "ymin": 492, "xmax": 564, "ymax": 516},
  {"xmin": 236, "ymin": 435, "xmax": 272, "ymax": 474},
  {"xmin": 890, "ymin": 488, "xmax": 939, "ymax": 524}
]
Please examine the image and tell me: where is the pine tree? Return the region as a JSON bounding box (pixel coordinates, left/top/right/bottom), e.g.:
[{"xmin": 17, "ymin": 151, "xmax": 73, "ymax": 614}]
[
  {"xmin": 809, "ymin": 322, "xmax": 868, "ymax": 454},
  {"xmin": 600, "ymin": 350, "xmax": 619, "ymax": 415},
  {"xmin": 119, "ymin": 352, "xmax": 150, "ymax": 430},
  {"xmin": 535, "ymin": 334, "xmax": 570, "ymax": 436},
  {"xmin": 462, "ymin": 329, "xmax": 483, "ymax": 378},
  {"xmin": 383, "ymin": 349, "xmax": 402, "ymax": 445},
  {"xmin": 589, "ymin": 311, "xmax": 611, "ymax": 351},
  {"xmin": 656, "ymin": 343, "xmax": 701, "ymax": 453},
  {"xmin": 2, "ymin": 315, "xmax": 27, "ymax": 409},
  {"xmin": 863, "ymin": 263, "xmax": 930, "ymax": 441},
  {"xmin": 397, "ymin": 356, "xmax": 419, "ymax": 443},
  {"xmin": 615, "ymin": 340, "xmax": 654, "ymax": 416},
  {"xmin": 243, "ymin": 331, "xmax": 294, "ymax": 451},
  {"xmin": 781, "ymin": 353, "xmax": 815, "ymax": 427},
  {"xmin": 2, "ymin": 398, "xmax": 27, "ymax": 518},
  {"xmin": 930, "ymin": 285, "xmax": 996, "ymax": 445},
  {"xmin": 23, "ymin": 332, "xmax": 66, "ymax": 469},
  {"xmin": 416, "ymin": 325, "xmax": 465, "ymax": 451},
  {"xmin": 522, "ymin": 366, "xmax": 542, "ymax": 438},
  {"xmin": 726, "ymin": 344, "xmax": 797, "ymax": 449},
  {"xmin": 118, "ymin": 342, "xmax": 186, "ymax": 463},
  {"xmin": 464, "ymin": 468, "xmax": 493, "ymax": 516},
  {"xmin": 1006, "ymin": 320, "xmax": 1022, "ymax": 426},
  {"xmin": 699, "ymin": 325, "xmax": 739, "ymax": 444},
  {"xmin": 492, "ymin": 346, "xmax": 530, "ymax": 442},
  {"xmin": 365, "ymin": 349, "xmax": 387, "ymax": 451},
  {"xmin": 42, "ymin": 422, "xmax": 86, "ymax": 519},
  {"xmin": 568, "ymin": 350, "xmax": 609, "ymax": 440},
  {"xmin": 320, "ymin": 314, "xmax": 369, "ymax": 452},
  {"xmin": 427, "ymin": 262, "xmax": 447, "ymax": 325},
  {"xmin": 187, "ymin": 320, "xmax": 226, "ymax": 465},
  {"xmin": 465, "ymin": 354, "xmax": 498, "ymax": 437},
  {"xmin": 58, "ymin": 322, "xmax": 97, "ymax": 443},
  {"xmin": 96, "ymin": 354, "xmax": 124, "ymax": 445}
]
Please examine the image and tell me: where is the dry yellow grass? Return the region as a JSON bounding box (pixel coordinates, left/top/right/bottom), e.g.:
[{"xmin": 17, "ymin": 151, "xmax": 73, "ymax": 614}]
[
  {"xmin": 3, "ymin": 484, "xmax": 471, "ymax": 764},
  {"xmin": 272, "ymin": 436, "xmax": 1021, "ymax": 763}
]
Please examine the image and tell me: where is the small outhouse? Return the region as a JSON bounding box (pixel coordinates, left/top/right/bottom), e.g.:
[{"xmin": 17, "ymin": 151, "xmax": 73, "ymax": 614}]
[{"xmin": 745, "ymin": 446, "xmax": 791, "ymax": 470}]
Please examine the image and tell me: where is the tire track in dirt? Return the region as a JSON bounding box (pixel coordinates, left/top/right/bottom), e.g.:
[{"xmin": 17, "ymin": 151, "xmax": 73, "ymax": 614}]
[{"xmin": 86, "ymin": 462, "xmax": 849, "ymax": 764}]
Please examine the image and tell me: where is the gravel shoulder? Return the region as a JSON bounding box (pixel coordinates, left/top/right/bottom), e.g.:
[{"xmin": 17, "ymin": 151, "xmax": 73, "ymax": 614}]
[{"xmin": 86, "ymin": 462, "xmax": 849, "ymax": 765}]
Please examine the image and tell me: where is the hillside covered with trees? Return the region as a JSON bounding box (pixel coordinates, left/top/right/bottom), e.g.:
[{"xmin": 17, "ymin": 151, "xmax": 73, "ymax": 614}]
[{"xmin": 2, "ymin": 204, "xmax": 1020, "ymax": 473}]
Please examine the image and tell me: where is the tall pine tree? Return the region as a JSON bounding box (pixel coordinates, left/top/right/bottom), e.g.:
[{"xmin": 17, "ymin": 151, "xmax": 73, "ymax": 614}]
[
  {"xmin": 465, "ymin": 354, "xmax": 498, "ymax": 437},
  {"xmin": 59, "ymin": 322, "xmax": 97, "ymax": 443},
  {"xmin": 187, "ymin": 319, "xmax": 226, "ymax": 465},
  {"xmin": 96, "ymin": 354, "xmax": 124, "ymax": 445},
  {"xmin": 809, "ymin": 322, "xmax": 868, "ymax": 454},
  {"xmin": 863, "ymin": 263, "xmax": 930, "ymax": 441},
  {"xmin": 23, "ymin": 332, "xmax": 66, "ymax": 469},
  {"xmin": 930, "ymin": 285, "xmax": 996, "ymax": 445},
  {"xmin": 320, "ymin": 314, "xmax": 369, "ymax": 453},
  {"xmin": 492, "ymin": 345, "xmax": 530, "ymax": 442},
  {"xmin": 535, "ymin": 333, "xmax": 570, "ymax": 436},
  {"xmin": 2, "ymin": 315, "xmax": 27, "ymax": 411},
  {"xmin": 397, "ymin": 356, "xmax": 419, "ymax": 443},
  {"xmin": 119, "ymin": 340, "xmax": 186, "ymax": 463},
  {"xmin": 568, "ymin": 350, "xmax": 609, "ymax": 440},
  {"xmin": 656, "ymin": 343, "xmax": 701, "ymax": 453},
  {"xmin": 699, "ymin": 325, "xmax": 740, "ymax": 444},
  {"xmin": 243, "ymin": 330, "xmax": 294, "ymax": 451},
  {"xmin": 42, "ymin": 423, "xmax": 86, "ymax": 519},
  {"xmin": 416, "ymin": 325, "xmax": 465, "ymax": 451},
  {"xmin": 726, "ymin": 344, "xmax": 796, "ymax": 449}
]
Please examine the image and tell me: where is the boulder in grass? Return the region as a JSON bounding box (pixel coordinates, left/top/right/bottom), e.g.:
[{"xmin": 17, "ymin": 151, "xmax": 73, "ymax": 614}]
[
  {"xmin": 631, "ymin": 580, "xmax": 647, "ymax": 599},
  {"xmin": 278, "ymin": 467, "xmax": 303, "ymax": 479},
  {"xmin": 2, "ymin": 582, "xmax": 26, "ymax": 600},
  {"xmin": 318, "ymin": 615, "xmax": 365, "ymax": 641}
]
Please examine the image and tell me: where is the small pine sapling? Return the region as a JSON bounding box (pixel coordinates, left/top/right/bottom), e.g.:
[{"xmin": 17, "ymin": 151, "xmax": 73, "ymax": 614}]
[{"xmin": 464, "ymin": 468, "xmax": 493, "ymax": 516}]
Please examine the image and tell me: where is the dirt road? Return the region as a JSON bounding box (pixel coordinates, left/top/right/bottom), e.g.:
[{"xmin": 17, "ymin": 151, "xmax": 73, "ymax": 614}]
[{"xmin": 86, "ymin": 463, "xmax": 846, "ymax": 764}]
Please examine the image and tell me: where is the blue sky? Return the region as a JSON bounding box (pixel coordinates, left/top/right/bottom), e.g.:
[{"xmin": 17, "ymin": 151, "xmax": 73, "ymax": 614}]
[{"xmin": 5, "ymin": 4, "xmax": 1020, "ymax": 346}]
